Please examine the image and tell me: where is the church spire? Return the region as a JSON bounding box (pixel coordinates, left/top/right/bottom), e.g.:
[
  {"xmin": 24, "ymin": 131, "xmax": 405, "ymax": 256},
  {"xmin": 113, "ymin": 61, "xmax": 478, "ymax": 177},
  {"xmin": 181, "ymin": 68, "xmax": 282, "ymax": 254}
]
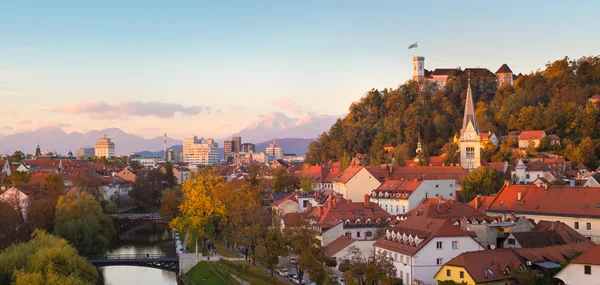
[{"xmin": 461, "ymin": 78, "xmax": 478, "ymax": 135}]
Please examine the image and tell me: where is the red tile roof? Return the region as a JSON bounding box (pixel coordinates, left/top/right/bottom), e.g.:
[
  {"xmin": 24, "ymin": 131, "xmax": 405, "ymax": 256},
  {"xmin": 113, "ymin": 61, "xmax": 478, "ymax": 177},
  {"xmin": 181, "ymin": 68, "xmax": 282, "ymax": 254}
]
[
  {"xmin": 588, "ymin": 95, "xmax": 600, "ymax": 101},
  {"xmin": 309, "ymin": 198, "xmax": 391, "ymax": 229},
  {"xmin": 518, "ymin": 130, "xmax": 545, "ymax": 141},
  {"xmin": 376, "ymin": 180, "xmax": 421, "ymax": 191},
  {"xmin": 468, "ymin": 195, "xmax": 496, "ymax": 210},
  {"xmin": 332, "ymin": 166, "xmax": 364, "ymax": 183},
  {"xmin": 486, "ymin": 184, "xmax": 600, "ymax": 218},
  {"xmin": 516, "ymin": 243, "xmax": 594, "ymax": 264},
  {"xmin": 570, "ymin": 244, "xmax": 600, "ymax": 265},
  {"xmin": 374, "ymin": 216, "xmax": 475, "ymax": 256},
  {"xmin": 324, "ymin": 235, "xmax": 356, "ymax": 257},
  {"xmin": 533, "ymin": 220, "xmax": 593, "ymax": 245},
  {"xmin": 440, "ymin": 249, "xmax": 523, "ymax": 283},
  {"xmin": 399, "ymin": 199, "xmax": 491, "ymax": 223},
  {"xmin": 495, "ymin": 64, "xmax": 513, "ymax": 74}
]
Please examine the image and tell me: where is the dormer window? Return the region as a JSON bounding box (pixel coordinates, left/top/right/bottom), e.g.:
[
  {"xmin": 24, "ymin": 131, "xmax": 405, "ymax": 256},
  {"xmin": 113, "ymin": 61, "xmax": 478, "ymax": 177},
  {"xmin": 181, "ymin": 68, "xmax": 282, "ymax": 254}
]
[
  {"xmin": 366, "ymin": 218, "xmax": 372, "ymax": 224},
  {"xmin": 355, "ymin": 219, "xmax": 361, "ymax": 225},
  {"xmin": 345, "ymin": 219, "xmax": 350, "ymax": 225}
]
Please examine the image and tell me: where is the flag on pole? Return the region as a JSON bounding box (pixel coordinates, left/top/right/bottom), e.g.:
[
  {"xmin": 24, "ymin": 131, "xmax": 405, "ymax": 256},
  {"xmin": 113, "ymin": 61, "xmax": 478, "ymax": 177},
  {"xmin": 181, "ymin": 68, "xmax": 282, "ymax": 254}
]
[{"xmin": 408, "ymin": 42, "xmax": 418, "ymax": 49}]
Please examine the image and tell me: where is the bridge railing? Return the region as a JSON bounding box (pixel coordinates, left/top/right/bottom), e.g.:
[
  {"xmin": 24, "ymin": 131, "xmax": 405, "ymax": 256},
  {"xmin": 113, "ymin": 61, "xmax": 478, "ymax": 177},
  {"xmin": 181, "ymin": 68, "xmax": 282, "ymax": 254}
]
[
  {"xmin": 85, "ymin": 253, "xmax": 177, "ymax": 261},
  {"xmin": 108, "ymin": 213, "xmax": 164, "ymax": 220}
]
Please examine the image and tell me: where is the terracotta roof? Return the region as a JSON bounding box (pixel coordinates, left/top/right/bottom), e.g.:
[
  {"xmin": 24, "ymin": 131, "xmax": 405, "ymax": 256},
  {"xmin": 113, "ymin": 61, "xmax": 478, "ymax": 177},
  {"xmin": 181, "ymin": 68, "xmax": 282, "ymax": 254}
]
[
  {"xmin": 570, "ymin": 244, "xmax": 600, "ymax": 265},
  {"xmin": 324, "ymin": 235, "xmax": 356, "ymax": 257},
  {"xmin": 516, "ymin": 243, "xmax": 594, "ymax": 264},
  {"xmin": 283, "ymin": 212, "xmax": 305, "ymax": 228},
  {"xmin": 479, "ymin": 132, "xmax": 494, "ymax": 140},
  {"xmin": 272, "ymin": 194, "xmax": 299, "ymax": 206},
  {"xmin": 547, "ymin": 134, "xmax": 561, "ymax": 141},
  {"xmin": 486, "ymin": 184, "xmax": 600, "ymax": 218},
  {"xmin": 533, "ymin": 220, "xmax": 592, "ymax": 245},
  {"xmin": 334, "ymin": 165, "xmax": 469, "ymax": 185},
  {"xmin": 518, "ymin": 130, "xmax": 545, "ymax": 141},
  {"xmin": 486, "ymin": 162, "xmax": 507, "ymax": 173},
  {"xmin": 323, "ymin": 168, "xmax": 339, "ymax": 183},
  {"xmin": 375, "ymin": 180, "xmax": 421, "ymax": 192},
  {"xmin": 510, "ymin": 231, "xmax": 566, "ymax": 248},
  {"xmin": 332, "ymin": 166, "xmax": 364, "ymax": 183},
  {"xmin": 440, "ymin": 249, "xmax": 523, "ymax": 283},
  {"xmin": 589, "ymin": 95, "xmax": 600, "ymax": 101},
  {"xmin": 309, "ymin": 198, "xmax": 391, "ymax": 229},
  {"xmin": 464, "ymin": 68, "xmax": 496, "ymax": 78},
  {"xmin": 469, "ymin": 195, "xmax": 494, "ymax": 210},
  {"xmin": 374, "ymin": 216, "xmax": 475, "ymax": 256},
  {"xmin": 495, "ymin": 64, "xmax": 513, "ymax": 74},
  {"xmin": 399, "ymin": 199, "xmax": 490, "ymax": 223}
]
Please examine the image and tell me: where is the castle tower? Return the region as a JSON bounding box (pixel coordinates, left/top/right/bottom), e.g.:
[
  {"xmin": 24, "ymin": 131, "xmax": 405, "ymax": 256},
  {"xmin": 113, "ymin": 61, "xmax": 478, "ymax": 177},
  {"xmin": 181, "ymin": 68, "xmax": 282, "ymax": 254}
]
[
  {"xmin": 413, "ymin": 56, "xmax": 425, "ymax": 82},
  {"xmin": 459, "ymin": 79, "xmax": 481, "ymax": 170},
  {"xmin": 34, "ymin": 143, "xmax": 42, "ymax": 158},
  {"xmin": 495, "ymin": 63, "xmax": 514, "ymax": 86}
]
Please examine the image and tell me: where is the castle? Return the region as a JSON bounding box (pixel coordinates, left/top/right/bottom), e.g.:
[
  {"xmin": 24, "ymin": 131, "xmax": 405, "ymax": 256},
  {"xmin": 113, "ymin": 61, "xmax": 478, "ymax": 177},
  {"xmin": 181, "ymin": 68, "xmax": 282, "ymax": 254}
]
[{"xmin": 412, "ymin": 56, "xmax": 521, "ymax": 88}]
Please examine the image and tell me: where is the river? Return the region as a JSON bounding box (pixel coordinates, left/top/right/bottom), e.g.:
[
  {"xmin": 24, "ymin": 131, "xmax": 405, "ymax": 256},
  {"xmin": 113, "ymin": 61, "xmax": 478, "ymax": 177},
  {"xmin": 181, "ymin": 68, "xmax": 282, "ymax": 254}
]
[{"xmin": 100, "ymin": 221, "xmax": 178, "ymax": 285}]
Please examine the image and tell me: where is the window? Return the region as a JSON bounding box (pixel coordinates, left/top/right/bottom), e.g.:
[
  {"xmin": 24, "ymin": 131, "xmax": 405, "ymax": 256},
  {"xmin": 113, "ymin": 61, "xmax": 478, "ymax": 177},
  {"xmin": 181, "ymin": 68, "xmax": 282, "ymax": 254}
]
[
  {"xmin": 437, "ymin": 258, "xmax": 444, "ymax": 265},
  {"xmin": 452, "ymin": 241, "xmax": 458, "ymax": 249},
  {"xmin": 585, "ymin": 265, "xmax": 591, "ymax": 275},
  {"xmin": 366, "ymin": 231, "xmax": 372, "ymax": 237},
  {"xmin": 446, "ymin": 269, "xmax": 451, "ymax": 277},
  {"xmin": 507, "ymin": 238, "xmax": 516, "ymax": 245},
  {"xmin": 460, "ymin": 271, "xmax": 464, "ymax": 278},
  {"xmin": 403, "ymin": 206, "xmax": 406, "ymax": 213},
  {"xmin": 587, "ymin": 223, "xmax": 592, "ymax": 230},
  {"xmin": 356, "ymin": 232, "xmax": 361, "ymax": 238},
  {"xmin": 406, "ymin": 273, "xmax": 409, "ymax": 283},
  {"xmin": 385, "ymin": 205, "xmax": 388, "ymax": 212},
  {"xmin": 436, "ymin": 241, "xmax": 443, "ymax": 249},
  {"xmin": 575, "ymin": 222, "xmax": 580, "ymax": 229},
  {"xmin": 465, "ymin": 147, "xmax": 475, "ymax": 158},
  {"xmin": 396, "ymin": 205, "xmax": 399, "ymax": 213},
  {"xmin": 526, "ymin": 174, "xmax": 530, "ymax": 179}
]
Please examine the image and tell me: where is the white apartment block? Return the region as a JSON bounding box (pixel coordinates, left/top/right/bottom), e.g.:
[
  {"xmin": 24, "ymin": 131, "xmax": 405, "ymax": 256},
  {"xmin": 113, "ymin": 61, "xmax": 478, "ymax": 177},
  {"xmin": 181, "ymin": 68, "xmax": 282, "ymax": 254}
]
[
  {"xmin": 266, "ymin": 143, "xmax": 284, "ymax": 160},
  {"xmin": 183, "ymin": 136, "xmax": 218, "ymax": 166},
  {"xmin": 75, "ymin": 147, "xmax": 95, "ymax": 158},
  {"xmin": 95, "ymin": 135, "xmax": 115, "ymax": 158}
]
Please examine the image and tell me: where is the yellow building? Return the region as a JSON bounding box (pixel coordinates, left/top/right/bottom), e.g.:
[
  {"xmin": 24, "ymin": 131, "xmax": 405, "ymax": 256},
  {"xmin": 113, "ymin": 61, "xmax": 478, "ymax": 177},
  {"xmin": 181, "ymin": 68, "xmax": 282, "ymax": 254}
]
[{"xmin": 434, "ymin": 249, "xmax": 525, "ymax": 285}]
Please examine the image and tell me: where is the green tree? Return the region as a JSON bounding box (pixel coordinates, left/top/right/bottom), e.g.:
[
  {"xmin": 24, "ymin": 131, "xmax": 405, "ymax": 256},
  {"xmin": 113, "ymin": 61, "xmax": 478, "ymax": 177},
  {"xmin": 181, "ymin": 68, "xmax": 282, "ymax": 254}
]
[
  {"xmin": 129, "ymin": 168, "xmax": 165, "ymax": 205},
  {"xmin": 256, "ymin": 227, "xmax": 287, "ymax": 276},
  {"xmin": 341, "ymin": 246, "xmax": 400, "ymax": 285},
  {"xmin": 443, "ymin": 143, "xmax": 459, "ymax": 165},
  {"xmin": 128, "ymin": 159, "xmax": 142, "ymax": 170},
  {"xmin": 300, "ymin": 174, "xmax": 314, "ymax": 193},
  {"xmin": 284, "ymin": 214, "xmax": 328, "ymax": 284},
  {"xmin": 2, "ymin": 171, "xmax": 31, "ymax": 185},
  {"xmin": 339, "ymin": 152, "xmax": 351, "ymax": 172},
  {"xmin": 572, "ymin": 137, "xmax": 598, "ymax": 169},
  {"xmin": 272, "ymin": 168, "xmax": 300, "ymax": 193},
  {"xmin": 54, "ymin": 190, "xmax": 116, "ymax": 255},
  {"xmin": 525, "ymin": 140, "xmax": 537, "ymax": 157},
  {"xmin": 537, "ymin": 136, "xmax": 551, "ymax": 152},
  {"xmin": 43, "ymin": 174, "xmax": 66, "ymax": 197},
  {"xmin": 165, "ymin": 162, "xmax": 176, "ymax": 187},
  {"xmin": 0, "ymin": 229, "xmax": 98, "ymax": 285},
  {"xmin": 9, "ymin": 151, "xmax": 25, "ymax": 163},
  {"xmin": 461, "ymin": 166, "xmax": 505, "ymax": 203}
]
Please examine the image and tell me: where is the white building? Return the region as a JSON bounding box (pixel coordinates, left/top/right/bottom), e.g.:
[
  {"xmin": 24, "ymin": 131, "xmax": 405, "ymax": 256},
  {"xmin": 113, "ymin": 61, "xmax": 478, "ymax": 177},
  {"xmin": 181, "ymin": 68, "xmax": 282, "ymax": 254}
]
[
  {"xmin": 266, "ymin": 143, "xmax": 284, "ymax": 160},
  {"xmin": 459, "ymin": 79, "xmax": 481, "ymax": 171},
  {"xmin": 75, "ymin": 147, "xmax": 95, "ymax": 158},
  {"xmin": 95, "ymin": 135, "xmax": 115, "ymax": 158},
  {"xmin": 333, "ymin": 166, "xmax": 383, "ymax": 203},
  {"xmin": 173, "ymin": 166, "xmax": 191, "ymax": 184},
  {"xmin": 374, "ymin": 216, "xmax": 484, "ymax": 285},
  {"xmin": 370, "ymin": 179, "xmax": 456, "ymax": 215},
  {"xmin": 0, "ymin": 187, "xmax": 30, "ymax": 221},
  {"xmin": 486, "ymin": 183, "xmax": 600, "ymax": 243},
  {"xmin": 182, "ymin": 136, "xmax": 218, "ymax": 166},
  {"xmin": 511, "ymin": 159, "xmax": 558, "ymax": 184},
  {"xmin": 555, "ymin": 244, "xmax": 600, "ymax": 285},
  {"xmin": 324, "ymin": 236, "xmax": 376, "ymax": 274},
  {"xmin": 128, "ymin": 156, "xmax": 159, "ymax": 168}
]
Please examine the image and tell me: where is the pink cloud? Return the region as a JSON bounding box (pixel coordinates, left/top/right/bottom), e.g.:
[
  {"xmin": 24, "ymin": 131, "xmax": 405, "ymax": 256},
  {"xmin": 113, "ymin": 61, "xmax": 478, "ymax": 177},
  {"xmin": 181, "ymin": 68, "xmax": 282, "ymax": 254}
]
[{"xmin": 52, "ymin": 100, "xmax": 210, "ymax": 119}]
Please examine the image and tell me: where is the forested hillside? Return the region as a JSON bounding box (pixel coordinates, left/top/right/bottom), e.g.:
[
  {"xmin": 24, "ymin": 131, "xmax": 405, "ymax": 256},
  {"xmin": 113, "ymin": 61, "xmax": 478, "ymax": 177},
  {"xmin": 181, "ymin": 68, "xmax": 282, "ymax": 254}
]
[{"xmin": 305, "ymin": 56, "xmax": 600, "ymax": 168}]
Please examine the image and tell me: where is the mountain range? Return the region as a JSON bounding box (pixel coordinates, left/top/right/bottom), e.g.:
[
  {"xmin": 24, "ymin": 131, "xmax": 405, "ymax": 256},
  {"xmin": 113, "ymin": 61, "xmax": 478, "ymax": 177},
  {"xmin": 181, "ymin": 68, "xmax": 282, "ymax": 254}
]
[{"xmin": 0, "ymin": 112, "xmax": 335, "ymax": 156}]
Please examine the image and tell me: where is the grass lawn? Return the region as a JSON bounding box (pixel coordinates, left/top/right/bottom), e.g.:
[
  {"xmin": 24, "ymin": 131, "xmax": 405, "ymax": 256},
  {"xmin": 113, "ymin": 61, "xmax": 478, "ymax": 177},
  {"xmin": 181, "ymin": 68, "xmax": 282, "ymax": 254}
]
[
  {"xmin": 186, "ymin": 261, "xmax": 238, "ymax": 285},
  {"xmin": 216, "ymin": 259, "xmax": 288, "ymax": 285},
  {"xmin": 212, "ymin": 239, "xmax": 241, "ymax": 258}
]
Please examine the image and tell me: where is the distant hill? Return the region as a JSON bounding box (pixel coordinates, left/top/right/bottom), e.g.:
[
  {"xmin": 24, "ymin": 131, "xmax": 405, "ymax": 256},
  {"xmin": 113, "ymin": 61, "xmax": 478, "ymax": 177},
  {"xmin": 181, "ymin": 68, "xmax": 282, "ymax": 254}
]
[{"xmin": 0, "ymin": 127, "xmax": 181, "ymax": 156}]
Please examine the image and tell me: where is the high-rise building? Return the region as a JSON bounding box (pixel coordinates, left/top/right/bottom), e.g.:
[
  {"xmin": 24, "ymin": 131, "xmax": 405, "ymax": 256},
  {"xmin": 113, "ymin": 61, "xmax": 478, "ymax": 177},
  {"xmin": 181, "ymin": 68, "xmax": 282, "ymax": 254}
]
[
  {"xmin": 95, "ymin": 135, "xmax": 115, "ymax": 158},
  {"xmin": 224, "ymin": 140, "xmax": 234, "ymax": 157},
  {"xmin": 459, "ymin": 79, "xmax": 481, "ymax": 171},
  {"xmin": 232, "ymin": 136, "xmax": 242, "ymax": 153},
  {"xmin": 75, "ymin": 147, "xmax": 95, "ymax": 158},
  {"xmin": 266, "ymin": 143, "xmax": 284, "ymax": 160},
  {"xmin": 183, "ymin": 136, "xmax": 219, "ymax": 165},
  {"xmin": 166, "ymin": 148, "xmax": 182, "ymax": 162},
  {"xmin": 241, "ymin": 143, "xmax": 255, "ymax": 153}
]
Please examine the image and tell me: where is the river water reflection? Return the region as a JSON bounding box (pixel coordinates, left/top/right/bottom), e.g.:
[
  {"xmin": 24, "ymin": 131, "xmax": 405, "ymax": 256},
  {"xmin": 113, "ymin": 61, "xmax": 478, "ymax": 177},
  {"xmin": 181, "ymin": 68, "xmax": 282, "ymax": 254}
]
[{"xmin": 100, "ymin": 221, "xmax": 177, "ymax": 285}]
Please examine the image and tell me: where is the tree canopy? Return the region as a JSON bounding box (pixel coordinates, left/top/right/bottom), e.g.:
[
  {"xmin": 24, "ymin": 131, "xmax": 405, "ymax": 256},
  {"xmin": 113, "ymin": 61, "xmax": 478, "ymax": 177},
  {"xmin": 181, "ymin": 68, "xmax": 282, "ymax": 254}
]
[
  {"xmin": 461, "ymin": 166, "xmax": 505, "ymax": 202},
  {"xmin": 54, "ymin": 190, "xmax": 115, "ymax": 255},
  {"xmin": 0, "ymin": 229, "xmax": 98, "ymax": 285}
]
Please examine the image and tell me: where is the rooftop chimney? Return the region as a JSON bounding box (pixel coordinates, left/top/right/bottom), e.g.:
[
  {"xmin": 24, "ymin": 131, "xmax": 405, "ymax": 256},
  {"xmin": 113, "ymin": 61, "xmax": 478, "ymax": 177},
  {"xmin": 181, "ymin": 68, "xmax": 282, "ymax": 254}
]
[
  {"xmin": 517, "ymin": 191, "xmax": 522, "ymax": 201},
  {"xmin": 475, "ymin": 196, "xmax": 481, "ymax": 209},
  {"xmin": 332, "ymin": 198, "xmax": 337, "ymax": 208},
  {"xmin": 306, "ymin": 203, "xmax": 312, "ymax": 213},
  {"xmin": 364, "ymin": 194, "xmax": 370, "ymax": 208},
  {"xmin": 317, "ymin": 206, "xmax": 322, "ymax": 216}
]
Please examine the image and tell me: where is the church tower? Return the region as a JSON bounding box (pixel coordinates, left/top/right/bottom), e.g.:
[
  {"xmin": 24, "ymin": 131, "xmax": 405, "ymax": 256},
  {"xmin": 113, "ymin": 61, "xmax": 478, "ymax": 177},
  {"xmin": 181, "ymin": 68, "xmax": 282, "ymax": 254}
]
[
  {"xmin": 413, "ymin": 56, "xmax": 425, "ymax": 82},
  {"xmin": 34, "ymin": 143, "xmax": 42, "ymax": 158},
  {"xmin": 459, "ymin": 79, "xmax": 481, "ymax": 170}
]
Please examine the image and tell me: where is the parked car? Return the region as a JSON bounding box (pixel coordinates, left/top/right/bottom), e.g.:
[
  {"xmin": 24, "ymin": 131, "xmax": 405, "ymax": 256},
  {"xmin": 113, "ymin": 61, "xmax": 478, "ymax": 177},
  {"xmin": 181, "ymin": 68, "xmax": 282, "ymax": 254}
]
[
  {"xmin": 289, "ymin": 257, "xmax": 298, "ymax": 264},
  {"xmin": 290, "ymin": 274, "xmax": 305, "ymax": 285},
  {"xmin": 275, "ymin": 267, "xmax": 289, "ymax": 277}
]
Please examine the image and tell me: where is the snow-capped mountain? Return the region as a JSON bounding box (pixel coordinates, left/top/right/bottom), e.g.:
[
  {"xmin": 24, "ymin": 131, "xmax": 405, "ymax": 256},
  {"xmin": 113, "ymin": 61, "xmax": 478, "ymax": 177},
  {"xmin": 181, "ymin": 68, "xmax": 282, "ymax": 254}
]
[{"xmin": 228, "ymin": 112, "xmax": 340, "ymax": 143}]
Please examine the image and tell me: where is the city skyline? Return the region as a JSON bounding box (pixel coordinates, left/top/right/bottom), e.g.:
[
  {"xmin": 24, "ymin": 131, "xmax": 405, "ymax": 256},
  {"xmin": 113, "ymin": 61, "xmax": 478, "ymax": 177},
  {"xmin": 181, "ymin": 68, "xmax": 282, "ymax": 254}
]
[{"xmin": 2, "ymin": 1, "xmax": 599, "ymax": 139}]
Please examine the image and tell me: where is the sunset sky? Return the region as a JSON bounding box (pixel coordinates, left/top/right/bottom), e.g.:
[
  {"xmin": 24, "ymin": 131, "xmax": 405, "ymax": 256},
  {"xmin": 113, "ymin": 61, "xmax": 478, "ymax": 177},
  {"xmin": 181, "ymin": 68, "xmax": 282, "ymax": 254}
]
[{"xmin": 1, "ymin": 1, "xmax": 598, "ymax": 139}]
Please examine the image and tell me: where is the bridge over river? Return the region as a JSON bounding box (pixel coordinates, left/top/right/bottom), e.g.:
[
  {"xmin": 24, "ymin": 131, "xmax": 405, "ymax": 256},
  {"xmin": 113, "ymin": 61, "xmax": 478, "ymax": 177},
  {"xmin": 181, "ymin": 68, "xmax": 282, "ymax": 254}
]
[{"xmin": 86, "ymin": 254, "xmax": 179, "ymax": 272}]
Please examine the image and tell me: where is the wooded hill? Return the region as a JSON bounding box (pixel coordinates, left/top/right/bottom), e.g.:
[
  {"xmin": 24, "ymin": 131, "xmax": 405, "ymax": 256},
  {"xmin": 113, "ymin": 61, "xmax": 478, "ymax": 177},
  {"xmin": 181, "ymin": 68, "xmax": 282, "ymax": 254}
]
[{"xmin": 305, "ymin": 56, "xmax": 600, "ymax": 168}]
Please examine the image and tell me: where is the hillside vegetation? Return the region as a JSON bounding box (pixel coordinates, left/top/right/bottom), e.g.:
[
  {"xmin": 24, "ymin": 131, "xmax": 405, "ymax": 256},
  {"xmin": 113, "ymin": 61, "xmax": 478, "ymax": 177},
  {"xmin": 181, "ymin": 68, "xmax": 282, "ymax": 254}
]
[{"xmin": 305, "ymin": 56, "xmax": 600, "ymax": 168}]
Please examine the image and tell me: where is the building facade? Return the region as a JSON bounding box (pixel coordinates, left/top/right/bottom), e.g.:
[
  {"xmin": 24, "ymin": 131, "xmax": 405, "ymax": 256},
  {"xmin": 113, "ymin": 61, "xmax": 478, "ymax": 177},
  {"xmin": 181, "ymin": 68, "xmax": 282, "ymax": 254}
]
[
  {"xmin": 459, "ymin": 80, "xmax": 481, "ymax": 170},
  {"xmin": 182, "ymin": 136, "xmax": 219, "ymax": 166},
  {"xmin": 232, "ymin": 136, "xmax": 241, "ymax": 153},
  {"xmin": 75, "ymin": 147, "xmax": 95, "ymax": 158},
  {"xmin": 266, "ymin": 143, "xmax": 284, "ymax": 160},
  {"xmin": 370, "ymin": 179, "xmax": 456, "ymax": 215},
  {"xmin": 223, "ymin": 140, "xmax": 234, "ymax": 157},
  {"xmin": 95, "ymin": 135, "xmax": 115, "ymax": 158},
  {"xmin": 241, "ymin": 143, "xmax": 255, "ymax": 153}
]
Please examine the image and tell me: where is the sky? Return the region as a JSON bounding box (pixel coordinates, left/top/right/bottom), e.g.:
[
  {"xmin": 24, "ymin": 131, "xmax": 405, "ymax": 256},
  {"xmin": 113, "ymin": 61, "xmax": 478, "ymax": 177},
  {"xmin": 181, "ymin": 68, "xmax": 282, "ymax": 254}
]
[{"xmin": 1, "ymin": 1, "xmax": 599, "ymax": 140}]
